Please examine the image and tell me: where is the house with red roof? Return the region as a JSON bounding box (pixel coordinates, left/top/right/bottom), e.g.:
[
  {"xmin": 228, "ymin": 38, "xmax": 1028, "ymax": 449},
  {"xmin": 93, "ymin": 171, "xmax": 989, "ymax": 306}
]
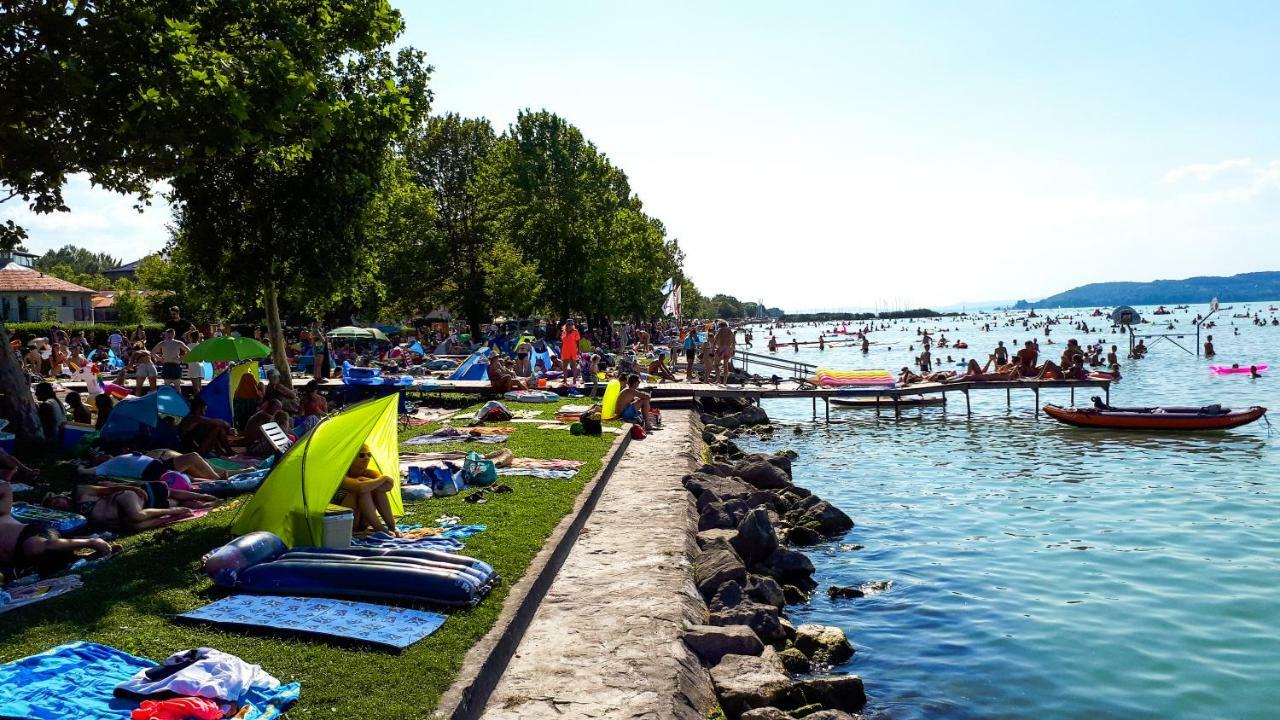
[{"xmin": 0, "ymin": 262, "xmax": 95, "ymax": 323}]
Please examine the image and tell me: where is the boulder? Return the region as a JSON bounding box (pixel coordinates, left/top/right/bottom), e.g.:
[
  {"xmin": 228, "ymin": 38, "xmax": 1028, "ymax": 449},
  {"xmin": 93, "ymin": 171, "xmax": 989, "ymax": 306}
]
[
  {"xmin": 735, "ymin": 459, "xmax": 792, "ymax": 490},
  {"xmin": 794, "ymin": 624, "xmax": 854, "ymax": 666},
  {"xmin": 710, "ymin": 414, "xmax": 743, "ymax": 430},
  {"xmin": 767, "ymin": 548, "xmax": 816, "ymax": 584},
  {"xmin": 860, "ymin": 580, "xmax": 892, "ymax": 595},
  {"xmin": 827, "ymin": 585, "xmax": 864, "ymax": 600},
  {"xmin": 739, "ymin": 709, "xmax": 793, "ymax": 720},
  {"xmin": 779, "ymin": 617, "xmax": 797, "ymax": 643},
  {"xmin": 711, "ymin": 580, "xmax": 744, "ymax": 612},
  {"xmin": 696, "ymin": 528, "xmax": 740, "ymax": 549},
  {"xmin": 695, "ymin": 462, "xmax": 735, "ymax": 478},
  {"xmin": 709, "ymin": 601, "xmax": 788, "ymax": 645},
  {"xmin": 721, "ymin": 498, "xmax": 750, "ymax": 524},
  {"xmin": 684, "ymin": 473, "xmax": 755, "ymax": 504},
  {"xmin": 801, "ymin": 711, "xmax": 859, "ymax": 720},
  {"xmin": 777, "ymin": 647, "xmax": 812, "ymax": 675},
  {"xmin": 745, "ymin": 574, "xmax": 786, "ymax": 609},
  {"xmin": 800, "ymin": 501, "xmax": 854, "ymax": 536},
  {"xmin": 782, "ymin": 584, "xmax": 810, "ymax": 605},
  {"xmin": 683, "ymin": 624, "xmax": 763, "ymax": 666},
  {"xmin": 732, "ymin": 508, "xmax": 779, "ymax": 564},
  {"xmin": 694, "ymin": 538, "xmax": 746, "ymax": 597},
  {"xmin": 699, "ymin": 502, "xmax": 737, "ymax": 531},
  {"xmin": 711, "ymin": 439, "xmax": 745, "ymax": 460},
  {"xmin": 746, "ymin": 489, "xmax": 781, "ymax": 511},
  {"xmin": 784, "ymin": 525, "xmax": 824, "ymax": 547},
  {"xmin": 710, "ymin": 651, "xmax": 792, "ymax": 718},
  {"xmin": 783, "ymin": 676, "xmax": 866, "ymax": 715}
]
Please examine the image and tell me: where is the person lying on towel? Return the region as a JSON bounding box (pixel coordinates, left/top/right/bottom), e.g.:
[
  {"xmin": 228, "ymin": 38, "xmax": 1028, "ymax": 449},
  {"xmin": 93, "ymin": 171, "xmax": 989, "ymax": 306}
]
[
  {"xmin": 336, "ymin": 444, "xmax": 401, "ymax": 537},
  {"xmin": 1, "ymin": 479, "xmax": 120, "ymax": 578},
  {"xmin": 46, "ymin": 480, "xmax": 217, "ymax": 533}
]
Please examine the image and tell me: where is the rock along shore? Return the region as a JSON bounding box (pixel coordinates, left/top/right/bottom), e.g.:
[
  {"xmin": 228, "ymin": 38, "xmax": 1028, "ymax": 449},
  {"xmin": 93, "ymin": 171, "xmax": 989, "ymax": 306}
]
[{"xmin": 683, "ymin": 397, "xmax": 867, "ymax": 720}]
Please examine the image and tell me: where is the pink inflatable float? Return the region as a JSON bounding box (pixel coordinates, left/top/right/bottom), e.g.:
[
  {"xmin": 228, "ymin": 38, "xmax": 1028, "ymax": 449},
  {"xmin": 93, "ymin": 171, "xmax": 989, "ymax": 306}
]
[{"xmin": 1210, "ymin": 365, "xmax": 1267, "ymax": 375}]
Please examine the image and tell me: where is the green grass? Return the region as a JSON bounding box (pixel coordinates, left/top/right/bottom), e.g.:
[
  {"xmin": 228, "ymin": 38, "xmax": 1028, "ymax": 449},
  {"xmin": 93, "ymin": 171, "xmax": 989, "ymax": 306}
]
[{"xmin": 0, "ymin": 397, "xmax": 619, "ymax": 719}]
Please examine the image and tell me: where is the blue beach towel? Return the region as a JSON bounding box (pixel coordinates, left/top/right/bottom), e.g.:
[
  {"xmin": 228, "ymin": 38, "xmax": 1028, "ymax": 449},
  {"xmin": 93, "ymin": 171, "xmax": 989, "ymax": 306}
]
[
  {"xmin": 0, "ymin": 641, "xmax": 299, "ymax": 720},
  {"xmin": 349, "ymin": 524, "xmax": 485, "ymax": 551},
  {"xmin": 180, "ymin": 595, "xmax": 446, "ymax": 651}
]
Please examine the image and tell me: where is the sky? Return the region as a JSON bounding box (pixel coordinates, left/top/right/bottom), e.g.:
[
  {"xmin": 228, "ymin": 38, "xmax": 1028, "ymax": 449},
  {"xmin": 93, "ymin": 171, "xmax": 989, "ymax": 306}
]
[{"xmin": 7, "ymin": 1, "xmax": 1280, "ymax": 311}]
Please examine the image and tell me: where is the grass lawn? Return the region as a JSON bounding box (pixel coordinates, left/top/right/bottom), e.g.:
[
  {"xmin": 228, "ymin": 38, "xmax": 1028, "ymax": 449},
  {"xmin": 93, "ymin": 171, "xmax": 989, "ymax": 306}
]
[{"xmin": 0, "ymin": 395, "xmax": 620, "ymax": 719}]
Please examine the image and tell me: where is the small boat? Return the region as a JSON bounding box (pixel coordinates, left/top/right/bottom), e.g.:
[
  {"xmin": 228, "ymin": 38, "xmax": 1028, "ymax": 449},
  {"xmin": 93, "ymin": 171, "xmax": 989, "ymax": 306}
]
[{"xmin": 1044, "ymin": 403, "xmax": 1267, "ymax": 431}]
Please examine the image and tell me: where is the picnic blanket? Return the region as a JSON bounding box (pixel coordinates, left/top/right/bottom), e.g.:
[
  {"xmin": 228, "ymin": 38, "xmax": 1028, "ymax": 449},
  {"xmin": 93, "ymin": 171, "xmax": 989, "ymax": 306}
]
[
  {"xmin": 404, "ymin": 427, "xmax": 514, "ymax": 446},
  {"xmin": 497, "ymin": 468, "xmax": 578, "ymax": 480},
  {"xmin": 0, "ymin": 576, "xmax": 83, "ymax": 615},
  {"xmin": 349, "ymin": 524, "xmax": 485, "ymax": 551},
  {"xmin": 0, "ymin": 641, "xmax": 299, "ymax": 720},
  {"xmin": 179, "ymin": 595, "xmax": 446, "ymax": 651}
]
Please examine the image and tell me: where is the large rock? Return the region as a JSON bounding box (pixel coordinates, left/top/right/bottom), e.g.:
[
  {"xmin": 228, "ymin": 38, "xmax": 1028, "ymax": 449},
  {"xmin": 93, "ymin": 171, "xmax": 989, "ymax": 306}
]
[
  {"xmin": 694, "ymin": 538, "xmax": 747, "ymax": 598},
  {"xmin": 783, "ymin": 676, "xmax": 867, "ymax": 714},
  {"xmin": 683, "ymin": 624, "xmax": 764, "ymax": 666},
  {"xmin": 794, "ymin": 624, "xmax": 854, "ymax": 666},
  {"xmin": 777, "ymin": 647, "xmax": 811, "ymax": 674},
  {"xmin": 801, "ymin": 500, "xmax": 854, "ymax": 536},
  {"xmin": 696, "ymin": 528, "xmax": 739, "ymax": 549},
  {"xmin": 710, "ymin": 651, "xmax": 791, "ymax": 718},
  {"xmin": 709, "ymin": 601, "xmax": 788, "ymax": 645},
  {"xmin": 684, "ymin": 473, "xmax": 755, "ymax": 504},
  {"xmin": 802, "ymin": 711, "xmax": 859, "ymax": 720},
  {"xmin": 732, "ymin": 508, "xmax": 779, "ymax": 564},
  {"xmin": 711, "ymin": 580, "xmax": 744, "ymax": 612},
  {"xmin": 745, "ymin": 574, "xmax": 786, "ymax": 609},
  {"xmin": 699, "ymin": 502, "xmax": 737, "ymax": 531},
  {"xmin": 782, "ymin": 525, "xmax": 824, "ymax": 547},
  {"xmin": 746, "ymin": 489, "xmax": 782, "ymax": 511},
  {"xmin": 695, "ymin": 462, "xmax": 735, "ymax": 478},
  {"xmin": 767, "ymin": 547, "xmax": 816, "ymax": 584},
  {"xmin": 735, "ymin": 459, "xmax": 792, "ymax": 490}
]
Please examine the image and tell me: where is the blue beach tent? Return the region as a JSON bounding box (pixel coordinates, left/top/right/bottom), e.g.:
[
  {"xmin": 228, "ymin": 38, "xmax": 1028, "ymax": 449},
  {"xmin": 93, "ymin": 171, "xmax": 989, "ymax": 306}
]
[
  {"xmin": 449, "ymin": 347, "xmax": 491, "ymax": 381},
  {"xmin": 198, "ymin": 370, "xmax": 233, "ymax": 424},
  {"xmin": 100, "ymin": 386, "xmax": 189, "ymax": 444}
]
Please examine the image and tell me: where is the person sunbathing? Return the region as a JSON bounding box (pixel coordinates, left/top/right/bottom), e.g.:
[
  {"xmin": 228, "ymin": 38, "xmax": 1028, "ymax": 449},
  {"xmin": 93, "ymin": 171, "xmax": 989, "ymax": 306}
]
[
  {"xmin": 80, "ymin": 449, "xmax": 226, "ymax": 482},
  {"xmin": 179, "ymin": 399, "xmax": 235, "ymax": 456},
  {"xmin": 899, "ymin": 367, "xmax": 955, "ymax": 385},
  {"xmin": 337, "ymin": 444, "xmax": 400, "ymax": 536},
  {"xmin": 487, "ymin": 358, "xmax": 528, "ymax": 392},
  {"xmin": 1, "ymin": 480, "xmax": 120, "ymax": 578},
  {"xmin": 243, "ymin": 400, "xmax": 287, "ymax": 456},
  {"xmin": 47, "ymin": 480, "xmax": 216, "ymax": 533}
]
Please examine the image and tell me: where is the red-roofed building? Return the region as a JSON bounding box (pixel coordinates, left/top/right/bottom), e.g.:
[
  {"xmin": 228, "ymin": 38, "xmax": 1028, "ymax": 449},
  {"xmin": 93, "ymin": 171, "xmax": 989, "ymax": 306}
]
[{"xmin": 0, "ymin": 262, "xmax": 95, "ymax": 323}]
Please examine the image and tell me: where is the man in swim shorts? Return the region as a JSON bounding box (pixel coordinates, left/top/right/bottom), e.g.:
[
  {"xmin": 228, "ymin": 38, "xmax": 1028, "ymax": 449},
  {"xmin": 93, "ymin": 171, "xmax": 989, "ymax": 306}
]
[
  {"xmin": 615, "ymin": 374, "xmax": 654, "ymax": 430},
  {"xmin": 152, "ymin": 329, "xmax": 190, "ymax": 389}
]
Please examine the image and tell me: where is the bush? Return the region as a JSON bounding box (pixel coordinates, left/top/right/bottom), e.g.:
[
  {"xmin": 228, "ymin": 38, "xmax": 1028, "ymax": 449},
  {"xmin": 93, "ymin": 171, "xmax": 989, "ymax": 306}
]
[{"xmin": 2, "ymin": 322, "xmax": 165, "ymax": 345}]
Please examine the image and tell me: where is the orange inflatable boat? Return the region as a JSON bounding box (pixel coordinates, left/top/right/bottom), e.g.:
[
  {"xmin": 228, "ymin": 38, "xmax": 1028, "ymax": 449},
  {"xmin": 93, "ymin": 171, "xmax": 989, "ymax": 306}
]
[{"xmin": 1044, "ymin": 403, "xmax": 1266, "ymax": 431}]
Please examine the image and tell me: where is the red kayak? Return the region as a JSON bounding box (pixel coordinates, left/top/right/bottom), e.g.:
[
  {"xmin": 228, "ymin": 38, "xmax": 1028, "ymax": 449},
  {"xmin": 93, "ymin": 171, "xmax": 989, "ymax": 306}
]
[{"xmin": 1044, "ymin": 403, "xmax": 1267, "ymax": 431}]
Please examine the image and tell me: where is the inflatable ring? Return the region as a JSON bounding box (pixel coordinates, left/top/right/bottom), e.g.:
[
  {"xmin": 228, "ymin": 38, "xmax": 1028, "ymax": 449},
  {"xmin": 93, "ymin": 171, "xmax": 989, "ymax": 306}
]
[{"xmin": 504, "ymin": 389, "xmax": 560, "ymax": 403}]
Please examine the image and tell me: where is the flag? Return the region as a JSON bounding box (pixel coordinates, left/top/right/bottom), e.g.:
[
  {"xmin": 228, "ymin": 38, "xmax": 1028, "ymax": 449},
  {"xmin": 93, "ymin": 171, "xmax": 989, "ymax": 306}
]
[
  {"xmin": 662, "ymin": 284, "xmax": 682, "ymax": 318},
  {"xmin": 660, "ymin": 277, "xmax": 674, "ymax": 295}
]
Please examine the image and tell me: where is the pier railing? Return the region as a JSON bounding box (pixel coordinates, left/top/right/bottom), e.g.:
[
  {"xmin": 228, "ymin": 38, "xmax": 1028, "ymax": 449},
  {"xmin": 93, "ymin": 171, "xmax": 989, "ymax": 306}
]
[{"xmin": 732, "ymin": 348, "xmax": 818, "ymax": 382}]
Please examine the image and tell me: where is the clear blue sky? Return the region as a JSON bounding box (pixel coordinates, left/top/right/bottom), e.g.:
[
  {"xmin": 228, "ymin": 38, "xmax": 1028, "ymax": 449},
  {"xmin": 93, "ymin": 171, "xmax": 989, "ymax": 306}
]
[{"xmin": 8, "ymin": 1, "xmax": 1280, "ymax": 310}]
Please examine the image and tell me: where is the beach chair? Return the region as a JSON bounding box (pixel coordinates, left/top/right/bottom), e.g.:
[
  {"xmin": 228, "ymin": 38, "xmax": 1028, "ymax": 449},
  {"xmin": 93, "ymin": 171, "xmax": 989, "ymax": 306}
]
[{"xmin": 259, "ymin": 421, "xmax": 294, "ymax": 457}]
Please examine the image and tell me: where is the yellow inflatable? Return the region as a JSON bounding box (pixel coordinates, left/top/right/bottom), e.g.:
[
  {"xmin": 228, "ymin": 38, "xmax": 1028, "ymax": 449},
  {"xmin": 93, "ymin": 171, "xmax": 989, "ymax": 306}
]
[{"xmin": 601, "ymin": 379, "xmax": 622, "ymax": 419}]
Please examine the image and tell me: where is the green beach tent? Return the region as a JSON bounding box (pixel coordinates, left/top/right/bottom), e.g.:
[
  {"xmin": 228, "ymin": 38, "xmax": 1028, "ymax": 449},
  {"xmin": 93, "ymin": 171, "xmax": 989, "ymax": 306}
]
[{"xmin": 231, "ymin": 394, "xmax": 402, "ymax": 547}]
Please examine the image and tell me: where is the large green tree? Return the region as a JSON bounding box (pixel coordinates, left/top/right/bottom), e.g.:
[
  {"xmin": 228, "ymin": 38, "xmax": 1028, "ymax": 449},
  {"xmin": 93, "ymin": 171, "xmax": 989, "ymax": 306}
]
[
  {"xmin": 397, "ymin": 114, "xmax": 497, "ymax": 329},
  {"xmin": 33, "ymin": 245, "xmax": 120, "ymax": 275},
  {"xmin": 0, "ymin": 0, "xmax": 421, "ymax": 443}
]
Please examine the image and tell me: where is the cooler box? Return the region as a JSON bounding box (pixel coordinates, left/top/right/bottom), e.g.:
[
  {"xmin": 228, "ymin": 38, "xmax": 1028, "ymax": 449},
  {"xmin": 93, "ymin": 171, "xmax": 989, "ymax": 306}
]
[
  {"xmin": 61, "ymin": 422, "xmax": 95, "ymax": 451},
  {"xmin": 322, "ymin": 504, "xmax": 354, "ymax": 548}
]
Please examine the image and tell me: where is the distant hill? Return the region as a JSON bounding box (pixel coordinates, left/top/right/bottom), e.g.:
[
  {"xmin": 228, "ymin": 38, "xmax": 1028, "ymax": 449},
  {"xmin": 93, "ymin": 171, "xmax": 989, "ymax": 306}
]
[{"xmin": 1013, "ymin": 271, "xmax": 1280, "ymax": 309}]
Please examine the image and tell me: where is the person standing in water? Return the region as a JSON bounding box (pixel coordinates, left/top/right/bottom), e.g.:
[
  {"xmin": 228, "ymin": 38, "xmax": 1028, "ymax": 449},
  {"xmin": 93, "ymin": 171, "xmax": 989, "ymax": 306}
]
[{"xmin": 1203, "ymin": 335, "xmax": 1215, "ymax": 357}]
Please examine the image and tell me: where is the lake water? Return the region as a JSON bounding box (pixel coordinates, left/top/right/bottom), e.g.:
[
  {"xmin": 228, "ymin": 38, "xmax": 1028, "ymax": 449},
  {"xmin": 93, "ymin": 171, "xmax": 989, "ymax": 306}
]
[{"xmin": 736, "ymin": 303, "xmax": 1280, "ymax": 719}]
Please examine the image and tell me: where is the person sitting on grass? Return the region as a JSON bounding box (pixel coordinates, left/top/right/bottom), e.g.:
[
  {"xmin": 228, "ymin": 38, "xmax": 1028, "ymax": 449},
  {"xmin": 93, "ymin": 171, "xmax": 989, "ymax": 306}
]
[
  {"xmin": 179, "ymin": 398, "xmax": 236, "ymax": 456},
  {"xmin": 487, "ymin": 357, "xmax": 528, "ymax": 393},
  {"xmin": 46, "ymin": 480, "xmax": 216, "ymax": 533},
  {"xmin": 1, "ymin": 480, "xmax": 120, "ymax": 578},
  {"xmin": 337, "ymin": 444, "xmax": 400, "ymax": 536},
  {"xmin": 615, "ymin": 374, "xmax": 655, "ymax": 430}
]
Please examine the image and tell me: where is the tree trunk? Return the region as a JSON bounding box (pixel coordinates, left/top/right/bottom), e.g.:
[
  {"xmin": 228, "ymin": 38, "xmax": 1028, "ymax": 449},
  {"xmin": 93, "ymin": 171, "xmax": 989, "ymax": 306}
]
[
  {"xmin": 0, "ymin": 323, "xmax": 44, "ymax": 446},
  {"xmin": 264, "ymin": 284, "xmax": 292, "ymax": 388}
]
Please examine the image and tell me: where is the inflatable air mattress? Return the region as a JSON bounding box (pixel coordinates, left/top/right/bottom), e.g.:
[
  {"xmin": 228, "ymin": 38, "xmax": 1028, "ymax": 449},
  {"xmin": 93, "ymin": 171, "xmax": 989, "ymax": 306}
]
[
  {"xmin": 814, "ymin": 368, "xmax": 896, "ymax": 388},
  {"xmin": 1210, "ymin": 365, "xmax": 1267, "ymax": 374}
]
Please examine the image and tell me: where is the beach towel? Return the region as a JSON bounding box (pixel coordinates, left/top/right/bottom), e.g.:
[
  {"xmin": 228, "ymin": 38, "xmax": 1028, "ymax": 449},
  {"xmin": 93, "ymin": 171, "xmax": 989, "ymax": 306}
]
[
  {"xmin": 349, "ymin": 523, "xmax": 485, "ymax": 550},
  {"xmin": 497, "ymin": 468, "xmax": 578, "ymax": 480},
  {"xmin": 179, "ymin": 595, "xmax": 446, "ymax": 651},
  {"xmin": 0, "ymin": 575, "xmax": 83, "ymax": 615},
  {"xmin": 404, "ymin": 427, "xmax": 513, "ymax": 446},
  {"xmin": 11, "ymin": 502, "xmax": 88, "ymax": 534},
  {"xmin": 195, "ymin": 468, "xmax": 270, "ymax": 497},
  {"xmin": 508, "ymin": 458, "xmax": 583, "ymax": 471},
  {"xmin": 0, "ymin": 641, "xmax": 298, "ymax": 720}
]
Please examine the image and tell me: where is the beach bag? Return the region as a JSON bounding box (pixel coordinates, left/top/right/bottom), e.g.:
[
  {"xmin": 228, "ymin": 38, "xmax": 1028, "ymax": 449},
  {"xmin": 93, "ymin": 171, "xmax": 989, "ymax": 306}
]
[
  {"xmin": 430, "ymin": 466, "xmax": 465, "ymax": 497},
  {"xmin": 581, "ymin": 405, "xmax": 603, "ymax": 436},
  {"xmin": 463, "ymin": 451, "xmax": 498, "ymax": 486}
]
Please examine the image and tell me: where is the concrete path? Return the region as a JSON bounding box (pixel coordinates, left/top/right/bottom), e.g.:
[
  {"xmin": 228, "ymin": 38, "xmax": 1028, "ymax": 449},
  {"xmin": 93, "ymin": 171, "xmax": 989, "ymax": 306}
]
[{"xmin": 481, "ymin": 410, "xmax": 715, "ymax": 720}]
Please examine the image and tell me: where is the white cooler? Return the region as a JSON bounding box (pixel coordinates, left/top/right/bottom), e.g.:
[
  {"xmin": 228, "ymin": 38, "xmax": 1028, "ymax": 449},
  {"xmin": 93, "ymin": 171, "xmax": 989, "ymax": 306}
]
[{"xmin": 321, "ymin": 505, "xmax": 354, "ymax": 548}]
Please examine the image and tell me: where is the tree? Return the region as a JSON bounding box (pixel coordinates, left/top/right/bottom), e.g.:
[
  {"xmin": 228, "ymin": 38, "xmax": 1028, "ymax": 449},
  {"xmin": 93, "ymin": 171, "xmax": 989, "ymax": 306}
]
[
  {"xmin": 400, "ymin": 114, "xmax": 497, "ymax": 329},
  {"xmin": 360, "ymin": 156, "xmax": 439, "ymax": 321},
  {"xmin": 476, "ymin": 110, "xmax": 634, "ymax": 319},
  {"xmin": 0, "ymin": 0, "xmax": 424, "ymax": 442},
  {"xmin": 112, "ymin": 278, "xmax": 146, "ymax": 325},
  {"xmin": 34, "ymin": 245, "xmax": 120, "ymax": 276},
  {"xmin": 171, "ymin": 46, "xmax": 433, "ymax": 377}
]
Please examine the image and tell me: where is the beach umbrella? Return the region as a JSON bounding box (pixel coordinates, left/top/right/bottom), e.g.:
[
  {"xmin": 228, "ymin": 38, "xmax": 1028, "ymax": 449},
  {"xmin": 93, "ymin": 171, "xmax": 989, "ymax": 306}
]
[
  {"xmin": 184, "ymin": 336, "xmax": 272, "ymax": 362},
  {"xmin": 328, "ymin": 326, "xmax": 390, "ymax": 342}
]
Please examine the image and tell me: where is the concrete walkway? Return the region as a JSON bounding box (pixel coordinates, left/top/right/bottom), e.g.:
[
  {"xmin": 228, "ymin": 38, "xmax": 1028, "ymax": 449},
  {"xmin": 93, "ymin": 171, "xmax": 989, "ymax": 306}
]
[{"xmin": 480, "ymin": 410, "xmax": 715, "ymax": 720}]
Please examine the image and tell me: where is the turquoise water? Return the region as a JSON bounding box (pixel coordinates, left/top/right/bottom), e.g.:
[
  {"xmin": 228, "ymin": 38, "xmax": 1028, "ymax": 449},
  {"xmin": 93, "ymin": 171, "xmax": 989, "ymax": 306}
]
[{"xmin": 738, "ymin": 303, "xmax": 1280, "ymax": 719}]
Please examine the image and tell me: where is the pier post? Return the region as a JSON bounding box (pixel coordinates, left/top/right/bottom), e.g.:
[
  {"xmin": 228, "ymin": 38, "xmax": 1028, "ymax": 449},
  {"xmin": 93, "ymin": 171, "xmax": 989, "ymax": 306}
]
[
  {"xmin": 825, "ymin": 397, "xmax": 830, "ymax": 423},
  {"xmin": 1071, "ymin": 387, "xmax": 1075, "ymax": 405},
  {"xmin": 964, "ymin": 389, "xmax": 971, "ymax": 416},
  {"xmin": 1006, "ymin": 388, "xmax": 1011, "ymax": 409},
  {"xmin": 1105, "ymin": 384, "xmax": 1110, "ymax": 405},
  {"xmin": 1034, "ymin": 387, "xmax": 1040, "ymax": 416},
  {"xmin": 812, "ymin": 395, "xmax": 817, "ymax": 420}
]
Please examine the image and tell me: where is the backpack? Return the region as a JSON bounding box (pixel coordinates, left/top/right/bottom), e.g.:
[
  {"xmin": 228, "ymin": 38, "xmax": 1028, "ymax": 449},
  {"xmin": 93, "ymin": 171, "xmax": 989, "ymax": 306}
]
[{"xmin": 462, "ymin": 451, "xmax": 498, "ymax": 486}]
